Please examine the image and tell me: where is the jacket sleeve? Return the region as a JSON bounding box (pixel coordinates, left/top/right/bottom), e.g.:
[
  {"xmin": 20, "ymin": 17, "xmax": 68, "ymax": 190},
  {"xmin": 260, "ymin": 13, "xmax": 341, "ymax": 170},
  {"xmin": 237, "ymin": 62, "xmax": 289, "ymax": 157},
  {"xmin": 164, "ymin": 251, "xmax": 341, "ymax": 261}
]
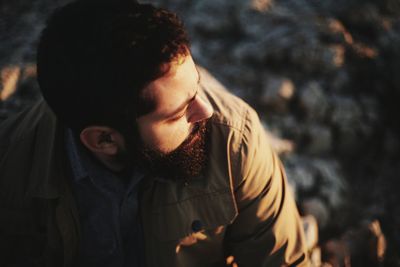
[{"xmin": 224, "ymin": 108, "xmax": 309, "ymax": 267}]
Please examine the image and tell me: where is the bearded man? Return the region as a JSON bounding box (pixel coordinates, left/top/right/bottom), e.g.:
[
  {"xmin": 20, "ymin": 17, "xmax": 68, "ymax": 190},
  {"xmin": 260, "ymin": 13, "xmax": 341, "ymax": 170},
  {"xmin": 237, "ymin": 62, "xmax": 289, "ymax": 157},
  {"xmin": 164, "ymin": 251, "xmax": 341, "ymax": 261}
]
[{"xmin": 0, "ymin": 1, "xmax": 308, "ymax": 266}]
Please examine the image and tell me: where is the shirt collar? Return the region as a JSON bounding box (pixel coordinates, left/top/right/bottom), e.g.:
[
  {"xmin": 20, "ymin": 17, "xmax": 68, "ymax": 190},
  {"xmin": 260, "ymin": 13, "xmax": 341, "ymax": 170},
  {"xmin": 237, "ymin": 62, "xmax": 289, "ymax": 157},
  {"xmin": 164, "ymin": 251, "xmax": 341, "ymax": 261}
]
[
  {"xmin": 64, "ymin": 128, "xmax": 89, "ymax": 181},
  {"xmin": 64, "ymin": 128, "xmax": 144, "ymax": 189}
]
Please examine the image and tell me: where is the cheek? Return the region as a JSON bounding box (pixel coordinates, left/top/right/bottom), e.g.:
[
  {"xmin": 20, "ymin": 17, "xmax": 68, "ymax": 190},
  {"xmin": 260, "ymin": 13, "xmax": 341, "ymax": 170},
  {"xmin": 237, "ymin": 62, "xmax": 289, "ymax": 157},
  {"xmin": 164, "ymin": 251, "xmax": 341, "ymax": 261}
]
[{"xmin": 138, "ymin": 121, "xmax": 190, "ymax": 153}]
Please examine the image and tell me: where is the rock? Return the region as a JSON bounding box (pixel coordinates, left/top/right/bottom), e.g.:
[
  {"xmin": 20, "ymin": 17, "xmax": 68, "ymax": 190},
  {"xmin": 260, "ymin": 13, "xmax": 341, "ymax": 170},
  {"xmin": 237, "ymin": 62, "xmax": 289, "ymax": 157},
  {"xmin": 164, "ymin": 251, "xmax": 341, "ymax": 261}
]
[
  {"xmin": 250, "ymin": 0, "xmax": 274, "ymax": 12},
  {"xmin": 285, "ymin": 157, "xmax": 347, "ymax": 229},
  {"xmin": 285, "ymin": 162, "xmax": 316, "ymax": 193},
  {"xmin": 261, "ymin": 0, "xmax": 319, "ymax": 17},
  {"xmin": 330, "ymin": 96, "xmax": 368, "ymax": 157},
  {"xmin": 0, "ymin": 0, "xmax": 69, "ymax": 66},
  {"xmin": 321, "ymin": 18, "xmax": 354, "ymax": 45},
  {"xmin": 298, "ymin": 81, "xmax": 329, "ymax": 121},
  {"xmin": 322, "ymin": 239, "xmax": 351, "ymax": 267},
  {"xmin": 215, "ymin": 64, "xmax": 260, "ymax": 99},
  {"xmin": 284, "ymin": 156, "xmax": 347, "ymax": 213},
  {"xmin": 356, "ymin": 96, "xmax": 380, "ymax": 140},
  {"xmin": 334, "ymin": 128, "xmax": 361, "ymax": 156},
  {"xmin": 189, "ymin": 1, "xmax": 237, "ymax": 34},
  {"xmin": 260, "ymin": 74, "xmax": 295, "ymax": 113},
  {"xmin": 359, "ymin": 96, "xmax": 380, "ymax": 125},
  {"xmin": 383, "ymin": 130, "xmax": 400, "ymax": 156},
  {"xmin": 0, "ymin": 66, "xmax": 21, "ymax": 101},
  {"xmin": 343, "ymin": 3, "xmax": 385, "ymax": 39},
  {"xmin": 264, "ymin": 130, "xmax": 295, "ymax": 155},
  {"xmin": 328, "ymin": 44, "xmax": 345, "ymax": 67},
  {"xmin": 192, "ymin": 38, "xmax": 228, "ymax": 66},
  {"xmin": 288, "ymin": 43, "xmax": 344, "ymax": 73},
  {"xmin": 304, "ymin": 124, "xmax": 333, "ymax": 155},
  {"xmin": 232, "ymin": 40, "xmax": 266, "ymax": 64},
  {"xmin": 0, "ymin": 63, "xmax": 37, "ymax": 100},
  {"xmin": 302, "ymin": 215, "xmax": 319, "ymax": 252},
  {"xmin": 383, "ymin": 0, "xmax": 400, "ymax": 14},
  {"xmin": 330, "ymin": 96, "xmax": 363, "ymax": 129},
  {"xmin": 235, "ymin": 10, "xmax": 343, "ymax": 74},
  {"xmin": 233, "ymin": 14, "xmax": 346, "ymax": 72},
  {"xmin": 329, "ymin": 70, "xmax": 351, "ymax": 93},
  {"xmin": 278, "ymin": 115, "xmax": 304, "ymax": 142},
  {"xmin": 237, "ymin": 9, "xmax": 274, "ymax": 39},
  {"xmin": 302, "ymin": 198, "xmax": 330, "ymax": 229},
  {"xmin": 323, "ymin": 220, "xmax": 387, "ymax": 267},
  {"xmin": 312, "ymin": 159, "xmax": 346, "ymax": 209}
]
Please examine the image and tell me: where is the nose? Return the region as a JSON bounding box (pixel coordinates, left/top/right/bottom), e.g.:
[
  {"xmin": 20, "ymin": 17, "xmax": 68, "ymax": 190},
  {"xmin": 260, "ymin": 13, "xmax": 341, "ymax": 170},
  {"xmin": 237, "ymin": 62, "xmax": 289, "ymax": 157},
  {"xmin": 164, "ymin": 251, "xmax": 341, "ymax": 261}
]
[{"xmin": 187, "ymin": 95, "xmax": 213, "ymax": 123}]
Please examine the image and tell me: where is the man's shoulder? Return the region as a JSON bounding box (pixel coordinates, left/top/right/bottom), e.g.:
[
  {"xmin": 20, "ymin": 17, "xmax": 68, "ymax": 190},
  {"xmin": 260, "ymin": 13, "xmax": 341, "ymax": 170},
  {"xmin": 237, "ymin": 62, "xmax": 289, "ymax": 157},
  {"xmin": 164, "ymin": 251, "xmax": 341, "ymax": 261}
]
[
  {"xmin": 199, "ymin": 67, "xmax": 268, "ymax": 179},
  {"xmin": 0, "ymin": 99, "xmax": 63, "ymax": 200},
  {"xmin": 0, "ymin": 99, "xmax": 56, "ymax": 145},
  {"xmin": 198, "ymin": 66, "xmax": 259, "ymax": 135},
  {"xmin": 0, "ymin": 99, "xmax": 57, "ymax": 177}
]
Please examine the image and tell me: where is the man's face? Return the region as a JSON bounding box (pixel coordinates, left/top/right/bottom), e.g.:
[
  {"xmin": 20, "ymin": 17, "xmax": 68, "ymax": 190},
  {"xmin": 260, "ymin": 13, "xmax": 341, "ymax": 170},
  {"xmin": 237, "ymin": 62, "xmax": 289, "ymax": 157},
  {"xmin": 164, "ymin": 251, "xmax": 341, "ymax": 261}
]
[
  {"xmin": 136, "ymin": 55, "xmax": 213, "ymax": 154},
  {"xmin": 129, "ymin": 55, "xmax": 214, "ymax": 179}
]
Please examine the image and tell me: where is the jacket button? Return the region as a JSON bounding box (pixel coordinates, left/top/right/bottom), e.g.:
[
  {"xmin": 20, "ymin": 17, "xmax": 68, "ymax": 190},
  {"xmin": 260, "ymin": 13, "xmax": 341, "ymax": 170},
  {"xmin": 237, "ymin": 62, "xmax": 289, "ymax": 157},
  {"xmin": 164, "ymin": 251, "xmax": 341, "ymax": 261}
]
[{"xmin": 191, "ymin": 219, "xmax": 203, "ymax": 232}]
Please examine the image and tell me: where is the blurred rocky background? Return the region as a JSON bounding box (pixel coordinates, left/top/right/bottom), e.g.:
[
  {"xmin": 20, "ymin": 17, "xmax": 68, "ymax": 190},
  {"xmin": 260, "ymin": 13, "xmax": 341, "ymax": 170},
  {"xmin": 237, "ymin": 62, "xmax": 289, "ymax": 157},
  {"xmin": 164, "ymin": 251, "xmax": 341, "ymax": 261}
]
[{"xmin": 1, "ymin": 0, "xmax": 399, "ymax": 266}]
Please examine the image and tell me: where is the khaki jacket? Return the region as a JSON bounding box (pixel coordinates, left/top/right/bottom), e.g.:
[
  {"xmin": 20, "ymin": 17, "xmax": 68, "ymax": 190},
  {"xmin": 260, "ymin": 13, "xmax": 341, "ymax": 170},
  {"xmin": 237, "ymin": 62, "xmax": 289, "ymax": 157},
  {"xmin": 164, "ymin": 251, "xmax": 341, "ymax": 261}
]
[{"xmin": 0, "ymin": 68, "xmax": 308, "ymax": 266}]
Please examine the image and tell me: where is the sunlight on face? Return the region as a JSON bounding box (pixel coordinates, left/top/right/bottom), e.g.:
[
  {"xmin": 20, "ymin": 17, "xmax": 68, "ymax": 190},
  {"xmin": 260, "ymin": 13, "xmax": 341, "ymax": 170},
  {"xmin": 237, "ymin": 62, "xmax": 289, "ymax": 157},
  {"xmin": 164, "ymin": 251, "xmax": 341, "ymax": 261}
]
[{"xmin": 136, "ymin": 55, "xmax": 213, "ymax": 154}]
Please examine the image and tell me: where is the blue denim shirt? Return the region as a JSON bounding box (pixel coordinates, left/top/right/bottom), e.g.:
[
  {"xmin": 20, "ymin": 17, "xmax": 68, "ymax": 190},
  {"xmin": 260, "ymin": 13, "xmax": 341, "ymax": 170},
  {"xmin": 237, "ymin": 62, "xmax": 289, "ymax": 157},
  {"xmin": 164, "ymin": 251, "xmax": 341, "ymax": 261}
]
[{"xmin": 65, "ymin": 129, "xmax": 144, "ymax": 267}]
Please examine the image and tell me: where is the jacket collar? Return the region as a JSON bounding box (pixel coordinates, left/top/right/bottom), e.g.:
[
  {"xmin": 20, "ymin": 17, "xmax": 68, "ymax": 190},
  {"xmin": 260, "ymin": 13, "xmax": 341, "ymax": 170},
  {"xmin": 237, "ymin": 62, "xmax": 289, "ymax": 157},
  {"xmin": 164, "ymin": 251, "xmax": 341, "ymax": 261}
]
[{"xmin": 23, "ymin": 100, "xmax": 69, "ymax": 199}]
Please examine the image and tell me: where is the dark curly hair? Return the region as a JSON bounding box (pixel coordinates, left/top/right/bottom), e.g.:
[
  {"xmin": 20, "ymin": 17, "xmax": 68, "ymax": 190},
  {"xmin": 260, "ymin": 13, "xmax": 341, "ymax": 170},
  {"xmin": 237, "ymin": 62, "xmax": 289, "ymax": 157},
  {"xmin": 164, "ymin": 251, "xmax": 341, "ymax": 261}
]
[{"xmin": 37, "ymin": 0, "xmax": 189, "ymax": 132}]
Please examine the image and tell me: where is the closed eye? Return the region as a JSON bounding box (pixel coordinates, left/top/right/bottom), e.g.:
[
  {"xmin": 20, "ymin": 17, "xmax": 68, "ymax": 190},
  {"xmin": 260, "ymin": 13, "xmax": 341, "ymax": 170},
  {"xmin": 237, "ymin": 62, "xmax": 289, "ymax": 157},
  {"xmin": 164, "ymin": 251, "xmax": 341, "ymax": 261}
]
[
  {"xmin": 168, "ymin": 90, "xmax": 198, "ymax": 122},
  {"xmin": 169, "ymin": 109, "xmax": 187, "ymax": 122}
]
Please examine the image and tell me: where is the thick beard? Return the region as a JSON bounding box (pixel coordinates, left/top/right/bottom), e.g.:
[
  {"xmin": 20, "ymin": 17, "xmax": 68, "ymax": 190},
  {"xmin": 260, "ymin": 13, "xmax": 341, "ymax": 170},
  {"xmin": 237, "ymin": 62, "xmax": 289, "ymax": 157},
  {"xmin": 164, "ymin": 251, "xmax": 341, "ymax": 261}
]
[{"xmin": 119, "ymin": 120, "xmax": 209, "ymax": 182}]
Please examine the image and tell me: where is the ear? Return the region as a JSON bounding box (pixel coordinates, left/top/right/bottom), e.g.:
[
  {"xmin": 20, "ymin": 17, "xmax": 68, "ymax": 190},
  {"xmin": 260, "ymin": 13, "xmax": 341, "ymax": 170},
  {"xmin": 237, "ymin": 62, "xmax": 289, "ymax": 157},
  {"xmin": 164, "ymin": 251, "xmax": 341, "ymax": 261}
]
[{"xmin": 79, "ymin": 126, "xmax": 125, "ymax": 156}]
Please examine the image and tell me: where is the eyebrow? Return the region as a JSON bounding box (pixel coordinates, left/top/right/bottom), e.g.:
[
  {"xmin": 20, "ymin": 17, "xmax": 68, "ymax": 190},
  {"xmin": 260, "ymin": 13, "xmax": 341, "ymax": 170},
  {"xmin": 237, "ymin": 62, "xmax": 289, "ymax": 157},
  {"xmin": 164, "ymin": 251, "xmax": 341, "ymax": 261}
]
[{"xmin": 165, "ymin": 73, "xmax": 201, "ymax": 119}]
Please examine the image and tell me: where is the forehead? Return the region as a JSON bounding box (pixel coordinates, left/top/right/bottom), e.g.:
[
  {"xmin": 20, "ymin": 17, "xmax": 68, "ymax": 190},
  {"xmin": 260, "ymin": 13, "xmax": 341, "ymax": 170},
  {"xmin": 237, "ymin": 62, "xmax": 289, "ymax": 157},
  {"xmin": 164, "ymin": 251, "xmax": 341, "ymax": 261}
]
[{"xmin": 141, "ymin": 55, "xmax": 199, "ymax": 119}]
